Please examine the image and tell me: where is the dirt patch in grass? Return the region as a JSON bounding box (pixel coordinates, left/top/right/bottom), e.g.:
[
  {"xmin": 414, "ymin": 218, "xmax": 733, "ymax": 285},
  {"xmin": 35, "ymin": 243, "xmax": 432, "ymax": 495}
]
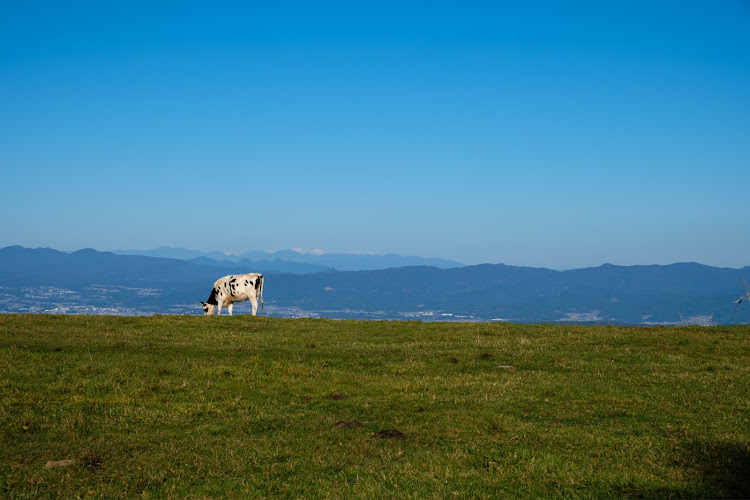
[
  {"xmin": 375, "ymin": 429, "xmax": 406, "ymax": 439},
  {"xmin": 79, "ymin": 449, "xmax": 104, "ymax": 471},
  {"xmin": 334, "ymin": 421, "xmax": 362, "ymax": 428},
  {"xmin": 44, "ymin": 460, "xmax": 75, "ymax": 468}
]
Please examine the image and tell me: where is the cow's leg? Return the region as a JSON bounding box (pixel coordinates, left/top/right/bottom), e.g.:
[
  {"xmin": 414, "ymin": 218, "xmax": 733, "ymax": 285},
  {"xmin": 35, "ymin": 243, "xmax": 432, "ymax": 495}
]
[
  {"xmin": 228, "ymin": 303, "xmax": 234, "ymax": 316},
  {"xmin": 250, "ymin": 297, "xmax": 258, "ymax": 316}
]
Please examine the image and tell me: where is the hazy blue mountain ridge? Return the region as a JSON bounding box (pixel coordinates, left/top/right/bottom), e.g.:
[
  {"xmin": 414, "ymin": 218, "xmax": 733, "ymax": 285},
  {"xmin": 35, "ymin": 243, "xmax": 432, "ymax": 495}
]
[
  {"xmin": 1, "ymin": 246, "xmax": 748, "ymax": 324},
  {"xmin": 187, "ymin": 256, "xmax": 332, "ymax": 275},
  {"xmin": 113, "ymin": 246, "xmax": 464, "ymax": 271}
]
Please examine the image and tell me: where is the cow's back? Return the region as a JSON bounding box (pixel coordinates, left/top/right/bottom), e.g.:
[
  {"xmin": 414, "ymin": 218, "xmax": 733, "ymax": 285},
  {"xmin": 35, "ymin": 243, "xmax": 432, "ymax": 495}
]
[{"xmin": 225, "ymin": 273, "xmax": 262, "ymax": 304}]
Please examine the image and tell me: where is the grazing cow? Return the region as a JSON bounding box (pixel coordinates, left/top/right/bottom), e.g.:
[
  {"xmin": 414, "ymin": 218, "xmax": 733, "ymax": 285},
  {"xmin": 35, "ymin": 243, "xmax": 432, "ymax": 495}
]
[{"xmin": 201, "ymin": 273, "xmax": 264, "ymax": 316}]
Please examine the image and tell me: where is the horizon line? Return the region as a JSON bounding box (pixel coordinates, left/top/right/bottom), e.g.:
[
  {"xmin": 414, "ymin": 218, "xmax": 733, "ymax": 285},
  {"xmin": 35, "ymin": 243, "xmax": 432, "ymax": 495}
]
[{"xmin": 1, "ymin": 244, "xmax": 748, "ymax": 271}]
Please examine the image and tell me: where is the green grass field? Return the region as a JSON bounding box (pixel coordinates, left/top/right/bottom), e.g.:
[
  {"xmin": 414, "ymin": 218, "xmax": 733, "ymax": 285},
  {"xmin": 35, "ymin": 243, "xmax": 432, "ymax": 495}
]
[{"xmin": 1, "ymin": 314, "xmax": 748, "ymax": 498}]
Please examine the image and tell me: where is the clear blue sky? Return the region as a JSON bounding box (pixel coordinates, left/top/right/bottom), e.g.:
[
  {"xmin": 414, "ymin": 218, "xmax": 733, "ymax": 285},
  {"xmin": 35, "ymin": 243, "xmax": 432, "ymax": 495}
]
[{"xmin": 2, "ymin": 1, "xmax": 749, "ymax": 269}]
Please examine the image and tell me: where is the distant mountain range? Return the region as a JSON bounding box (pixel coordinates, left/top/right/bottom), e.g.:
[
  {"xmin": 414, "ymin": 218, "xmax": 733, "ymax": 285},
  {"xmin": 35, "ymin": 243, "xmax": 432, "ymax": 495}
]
[
  {"xmin": 1, "ymin": 245, "xmax": 748, "ymax": 325},
  {"xmin": 112, "ymin": 247, "xmax": 464, "ymax": 273}
]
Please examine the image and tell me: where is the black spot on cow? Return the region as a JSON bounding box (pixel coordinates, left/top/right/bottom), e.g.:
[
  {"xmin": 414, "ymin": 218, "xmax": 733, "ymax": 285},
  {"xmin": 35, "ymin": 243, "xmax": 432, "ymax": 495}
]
[{"xmin": 207, "ymin": 289, "xmax": 219, "ymax": 306}]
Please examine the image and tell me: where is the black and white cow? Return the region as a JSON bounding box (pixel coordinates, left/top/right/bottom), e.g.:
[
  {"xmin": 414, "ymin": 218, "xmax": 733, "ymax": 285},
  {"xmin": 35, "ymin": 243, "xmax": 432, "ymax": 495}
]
[{"xmin": 201, "ymin": 273, "xmax": 264, "ymax": 316}]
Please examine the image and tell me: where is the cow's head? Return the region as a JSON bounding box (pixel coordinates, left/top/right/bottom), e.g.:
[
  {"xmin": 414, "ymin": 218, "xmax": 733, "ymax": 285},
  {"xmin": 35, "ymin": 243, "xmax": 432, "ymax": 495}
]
[{"xmin": 200, "ymin": 301, "xmax": 216, "ymax": 315}]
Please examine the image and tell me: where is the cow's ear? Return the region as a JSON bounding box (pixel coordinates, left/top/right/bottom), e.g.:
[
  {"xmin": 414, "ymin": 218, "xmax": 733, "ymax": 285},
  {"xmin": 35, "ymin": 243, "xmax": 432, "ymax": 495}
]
[{"xmin": 200, "ymin": 301, "xmax": 206, "ymax": 306}]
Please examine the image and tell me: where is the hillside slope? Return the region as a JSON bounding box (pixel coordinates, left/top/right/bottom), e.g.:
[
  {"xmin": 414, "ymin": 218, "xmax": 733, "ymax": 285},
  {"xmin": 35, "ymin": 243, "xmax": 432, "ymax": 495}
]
[{"xmin": 1, "ymin": 315, "xmax": 748, "ymax": 498}]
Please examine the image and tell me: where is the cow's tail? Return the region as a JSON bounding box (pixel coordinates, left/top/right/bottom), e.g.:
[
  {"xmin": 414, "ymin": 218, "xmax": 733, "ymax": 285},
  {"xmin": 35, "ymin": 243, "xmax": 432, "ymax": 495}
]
[{"xmin": 259, "ymin": 274, "xmax": 264, "ymax": 310}]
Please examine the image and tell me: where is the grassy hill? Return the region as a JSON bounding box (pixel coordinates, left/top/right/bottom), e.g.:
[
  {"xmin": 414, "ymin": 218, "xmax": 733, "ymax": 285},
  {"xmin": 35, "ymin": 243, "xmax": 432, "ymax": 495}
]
[{"xmin": 1, "ymin": 315, "xmax": 748, "ymax": 498}]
